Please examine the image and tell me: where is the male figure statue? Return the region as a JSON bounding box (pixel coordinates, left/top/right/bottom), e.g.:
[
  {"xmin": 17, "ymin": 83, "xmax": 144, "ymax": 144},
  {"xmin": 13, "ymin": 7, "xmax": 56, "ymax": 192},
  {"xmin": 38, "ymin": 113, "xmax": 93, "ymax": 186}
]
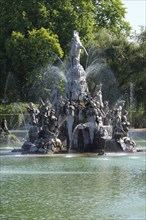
[{"xmin": 70, "ymin": 30, "xmax": 88, "ymax": 66}]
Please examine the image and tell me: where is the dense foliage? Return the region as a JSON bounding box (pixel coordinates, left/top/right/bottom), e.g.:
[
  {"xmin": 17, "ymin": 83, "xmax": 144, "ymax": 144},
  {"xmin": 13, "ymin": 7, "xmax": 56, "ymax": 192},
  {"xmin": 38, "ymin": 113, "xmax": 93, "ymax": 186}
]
[
  {"xmin": 0, "ymin": 102, "xmax": 29, "ymax": 129},
  {"xmin": 92, "ymin": 0, "xmax": 131, "ymax": 34},
  {"xmin": 0, "ymin": 0, "xmax": 145, "ymax": 127},
  {"xmin": 85, "ymin": 30, "xmax": 146, "ymax": 126}
]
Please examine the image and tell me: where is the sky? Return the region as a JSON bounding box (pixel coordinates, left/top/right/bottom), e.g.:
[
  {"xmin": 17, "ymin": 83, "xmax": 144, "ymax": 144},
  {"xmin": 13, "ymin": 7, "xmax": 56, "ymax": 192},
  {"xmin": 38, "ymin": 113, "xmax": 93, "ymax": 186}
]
[{"xmin": 122, "ymin": 0, "xmax": 146, "ymax": 33}]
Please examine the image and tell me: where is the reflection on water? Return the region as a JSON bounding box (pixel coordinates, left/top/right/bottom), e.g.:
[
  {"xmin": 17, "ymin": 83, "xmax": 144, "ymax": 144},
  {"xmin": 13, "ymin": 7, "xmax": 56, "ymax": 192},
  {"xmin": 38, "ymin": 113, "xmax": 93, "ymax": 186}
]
[{"xmin": 0, "ymin": 154, "xmax": 146, "ymax": 220}]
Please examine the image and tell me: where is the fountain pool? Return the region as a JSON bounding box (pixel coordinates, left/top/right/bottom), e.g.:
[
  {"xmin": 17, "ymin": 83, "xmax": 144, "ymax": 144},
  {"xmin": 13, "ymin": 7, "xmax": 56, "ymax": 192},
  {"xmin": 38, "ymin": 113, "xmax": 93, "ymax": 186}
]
[{"xmin": 0, "ymin": 153, "xmax": 145, "ymax": 220}]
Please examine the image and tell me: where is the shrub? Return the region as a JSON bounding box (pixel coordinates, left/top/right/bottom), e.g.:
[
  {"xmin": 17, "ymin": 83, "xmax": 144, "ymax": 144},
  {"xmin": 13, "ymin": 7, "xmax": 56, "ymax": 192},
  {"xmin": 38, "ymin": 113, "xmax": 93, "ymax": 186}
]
[{"xmin": 0, "ymin": 102, "xmax": 30, "ymax": 129}]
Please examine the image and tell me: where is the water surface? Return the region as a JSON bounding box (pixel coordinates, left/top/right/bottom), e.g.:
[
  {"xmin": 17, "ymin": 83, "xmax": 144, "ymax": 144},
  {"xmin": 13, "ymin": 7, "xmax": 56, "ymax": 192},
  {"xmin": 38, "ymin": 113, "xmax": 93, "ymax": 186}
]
[{"xmin": 0, "ymin": 153, "xmax": 145, "ymax": 220}]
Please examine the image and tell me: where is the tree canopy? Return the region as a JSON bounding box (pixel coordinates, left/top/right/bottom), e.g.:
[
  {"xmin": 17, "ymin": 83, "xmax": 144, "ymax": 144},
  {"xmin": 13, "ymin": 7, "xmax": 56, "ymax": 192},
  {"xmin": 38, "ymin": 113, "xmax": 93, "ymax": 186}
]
[
  {"xmin": 92, "ymin": 0, "xmax": 131, "ymax": 34},
  {"xmin": 1, "ymin": 0, "xmax": 144, "ymax": 111},
  {"xmin": 83, "ymin": 29, "xmax": 146, "ymax": 121}
]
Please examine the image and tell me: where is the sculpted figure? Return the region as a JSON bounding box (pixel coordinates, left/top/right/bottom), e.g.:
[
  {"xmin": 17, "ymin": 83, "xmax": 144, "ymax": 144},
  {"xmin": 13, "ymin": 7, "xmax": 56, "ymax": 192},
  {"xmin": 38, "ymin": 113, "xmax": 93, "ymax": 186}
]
[
  {"xmin": 112, "ymin": 108, "xmax": 124, "ymax": 138},
  {"xmin": 94, "ymin": 83, "xmax": 104, "ymax": 108},
  {"xmin": 121, "ymin": 110, "xmax": 130, "ymax": 135},
  {"xmin": 37, "ymin": 100, "xmax": 50, "ymax": 131},
  {"xmin": 70, "ymin": 30, "xmax": 88, "ymax": 66},
  {"xmin": 1, "ymin": 117, "xmax": 10, "ymax": 134},
  {"xmin": 51, "ymin": 84, "xmax": 58, "ymax": 109},
  {"xmin": 115, "ymin": 100, "xmax": 125, "ymax": 111},
  {"xmin": 48, "ymin": 109, "xmax": 58, "ymax": 134},
  {"xmin": 103, "ymin": 101, "xmax": 111, "ymax": 125},
  {"xmin": 27, "ymin": 102, "xmax": 38, "ymax": 125}
]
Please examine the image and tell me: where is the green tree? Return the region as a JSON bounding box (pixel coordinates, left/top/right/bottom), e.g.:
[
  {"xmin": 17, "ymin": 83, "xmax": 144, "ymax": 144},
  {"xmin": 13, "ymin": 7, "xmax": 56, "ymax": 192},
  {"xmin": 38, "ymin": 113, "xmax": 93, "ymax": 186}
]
[
  {"xmin": 106, "ymin": 32, "xmax": 146, "ymax": 107},
  {"xmin": 4, "ymin": 28, "xmax": 63, "ymax": 101},
  {"xmin": 0, "ymin": 0, "xmax": 131, "ymax": 103},
  {"xmin": 6, "ymin": 28, "xmax": 63, "ymax": 73},
  {"xmin": 85, "ymin": 29, "xmax": 121, "ymax": 104},
  {"xmin": 103, "ymin": 30, "xmax": 146, "ymax": 127},
  {"xmin": 92, "ymin": 0, "xmax": 131, "ymax": 35},
  {"xmin": 134, "ymin": 31, "xmax": 146, "ymax": 111},
  {"xmin": 27, "ymin": 66, "xmax": 66, "ymax": 102},
  {"xmin": 0, "ymin": 0, "xmax": 95, "ymax": 101}
]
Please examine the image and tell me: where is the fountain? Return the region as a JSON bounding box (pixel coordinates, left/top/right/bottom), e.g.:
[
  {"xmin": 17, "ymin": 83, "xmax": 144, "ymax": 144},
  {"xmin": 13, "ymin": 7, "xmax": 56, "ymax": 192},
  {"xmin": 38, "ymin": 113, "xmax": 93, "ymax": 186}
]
[{"xmin": 11, "ymin": 31, "xmax": 136, "ymax": 154}]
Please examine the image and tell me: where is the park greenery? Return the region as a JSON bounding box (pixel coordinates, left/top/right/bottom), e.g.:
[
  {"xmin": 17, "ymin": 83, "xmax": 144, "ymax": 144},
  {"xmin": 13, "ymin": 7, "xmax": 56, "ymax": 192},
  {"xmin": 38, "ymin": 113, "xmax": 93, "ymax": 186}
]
[{"xmin": 0, "ymin": 0, "xmax": 146, "ymax": 128}]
